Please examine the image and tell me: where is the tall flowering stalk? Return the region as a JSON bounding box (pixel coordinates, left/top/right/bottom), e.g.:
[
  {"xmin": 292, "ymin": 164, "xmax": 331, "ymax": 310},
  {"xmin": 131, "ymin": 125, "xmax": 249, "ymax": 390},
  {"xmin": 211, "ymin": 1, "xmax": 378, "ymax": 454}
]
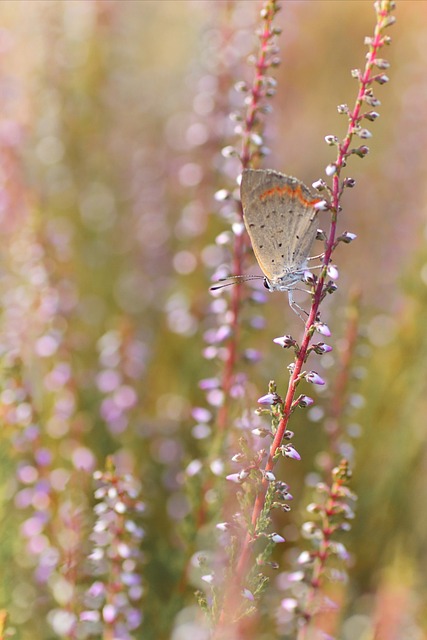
[
  {"xmin": 187, "ymin": 0, "xmax": 282, "ymax": 550},
  {"xmin": 215, "ymin": 0, "xmax": 281, "ymax": 435},
  {"xmin": 211, "ymin": 1, "xmax": 396, "ymax": 636},
  {"xmin": 80, "ymin": 459, "xmax": 145, "ymax": 640},
  {"xmin": 283, "ymin": 295, "xmax": 362, "ymax": 639}
]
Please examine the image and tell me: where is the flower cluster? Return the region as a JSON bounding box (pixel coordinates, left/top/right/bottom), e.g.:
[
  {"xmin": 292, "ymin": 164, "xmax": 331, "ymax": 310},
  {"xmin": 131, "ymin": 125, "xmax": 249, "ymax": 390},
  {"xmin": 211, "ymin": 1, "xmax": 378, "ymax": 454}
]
[
  {"xmin": 96, "ymin": 328, "xmax": 146, "ymax": 437},
  {"xmin": 80, "ymin": 462, "xmax": 145, "ymax": 639},
  {"xmin": 277, "ymin": 461, "xmax": 355, "ymax": 637}
]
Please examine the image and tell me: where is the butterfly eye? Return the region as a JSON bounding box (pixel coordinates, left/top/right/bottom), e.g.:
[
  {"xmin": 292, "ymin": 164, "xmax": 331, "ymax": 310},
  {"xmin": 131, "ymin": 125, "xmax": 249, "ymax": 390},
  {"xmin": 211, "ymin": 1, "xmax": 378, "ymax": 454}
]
[{"xmin": 263, "ymin": 278, "xmax": 272, "ymax": 291}]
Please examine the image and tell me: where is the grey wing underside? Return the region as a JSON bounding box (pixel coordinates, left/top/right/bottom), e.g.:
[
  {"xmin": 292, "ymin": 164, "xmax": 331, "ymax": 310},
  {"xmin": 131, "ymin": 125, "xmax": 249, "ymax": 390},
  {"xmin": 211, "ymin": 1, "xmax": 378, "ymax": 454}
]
[{"xmin": 241, "ymin": 169, "xmax": 319, "ymax": 279}]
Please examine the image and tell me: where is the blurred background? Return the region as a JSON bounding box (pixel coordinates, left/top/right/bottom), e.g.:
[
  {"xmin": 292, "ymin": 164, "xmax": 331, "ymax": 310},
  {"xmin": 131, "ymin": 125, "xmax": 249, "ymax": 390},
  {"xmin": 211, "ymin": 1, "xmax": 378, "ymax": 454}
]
[{"xmin": 0, "ymin": 1, "xmax": 426, "ymax": 639}]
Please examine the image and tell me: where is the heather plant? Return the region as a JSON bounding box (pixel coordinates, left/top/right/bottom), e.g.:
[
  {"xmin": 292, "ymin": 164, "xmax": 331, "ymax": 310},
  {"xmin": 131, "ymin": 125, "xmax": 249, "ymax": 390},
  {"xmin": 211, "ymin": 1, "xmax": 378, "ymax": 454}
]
[{"xmin": 191, "ymin": 1, "xmax": 397, "ymax": 638}]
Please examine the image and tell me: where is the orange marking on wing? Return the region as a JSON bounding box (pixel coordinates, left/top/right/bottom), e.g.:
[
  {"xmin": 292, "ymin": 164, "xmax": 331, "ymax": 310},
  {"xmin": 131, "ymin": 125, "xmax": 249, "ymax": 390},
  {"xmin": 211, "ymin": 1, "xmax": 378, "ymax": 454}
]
[{"xmin": 259, "ymin": 184, "xmax": 321, "ymax": 207}]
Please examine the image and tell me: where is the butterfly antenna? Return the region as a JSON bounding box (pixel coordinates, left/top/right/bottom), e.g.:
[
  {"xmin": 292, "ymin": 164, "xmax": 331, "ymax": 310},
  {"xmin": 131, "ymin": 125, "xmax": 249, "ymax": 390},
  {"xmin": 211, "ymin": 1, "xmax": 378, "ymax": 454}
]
[{"xmin": 210, "ymin": 274, "xmax": 263, "ymax": 291}]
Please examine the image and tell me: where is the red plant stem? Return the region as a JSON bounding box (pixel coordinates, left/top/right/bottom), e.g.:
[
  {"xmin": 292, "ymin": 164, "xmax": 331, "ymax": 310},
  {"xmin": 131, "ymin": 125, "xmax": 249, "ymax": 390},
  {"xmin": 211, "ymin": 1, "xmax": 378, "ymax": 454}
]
[
  {"xmin": 217, "ymin": 1, "xmax": 279, "ymax": 433},
  {"xmin": 241, "ymin": 2, "xmax": 278, "ymax": 169},
  {"xmin": 217, "ymin": 2, "xmax": 393, "ymax": 622}
]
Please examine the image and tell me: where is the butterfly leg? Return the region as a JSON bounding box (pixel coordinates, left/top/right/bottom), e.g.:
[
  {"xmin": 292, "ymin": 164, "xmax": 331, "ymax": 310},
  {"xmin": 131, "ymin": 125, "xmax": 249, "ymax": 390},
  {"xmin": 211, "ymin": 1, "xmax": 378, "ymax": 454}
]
[
  {"xmin": 307, "ymin": 253, "xmax": 325, "ymax": 261},
  {"xmin": 287, "ymin": 289, "xmax": 309, "ymax": 321}
]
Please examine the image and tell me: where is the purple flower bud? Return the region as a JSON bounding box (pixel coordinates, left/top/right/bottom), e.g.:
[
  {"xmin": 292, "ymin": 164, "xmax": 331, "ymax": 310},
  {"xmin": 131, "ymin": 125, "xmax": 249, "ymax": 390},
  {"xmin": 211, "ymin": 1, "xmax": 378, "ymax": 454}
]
[
  {"xmin": 231, "ymin": 453, "xmax": 245, "ymax": 463},
  {"xmin": 313, "ymin": 199, "xmax": 329, "ymax": 211},
  {"xmin": 343, "ymin": 178, "xmax": 356, "ymax": 189},
  {"xmin": 80, "ymin": 611, "xmax": 100, "ymax": 623},
  {"xmin": 198, "ymin": 377, "xmax": 220, "ymax": 390},
  {"xmin": 234, "ymin": 81, "xmax": 249, "ymax": 92},
  {"xmin": 103, "ymin": 604, "xmax": 117, "ymax": 623},
  {"xmin": 299, "ymin": 395, "xmax": 314, "ymax": 407},
  {"xmin": 202, "ymin": 574, "xmax": 214, "ymax": 584},
  {"xmin": 186, "ymin": 459, "xmax": 202, "ymax": 476},
  {"xmin": 214, "ymin": 189, "xmax": 231, "ymax": 201},
  {"xmin": 374, "ymin": 74, "xmax": 389, "ymax": 85},
  {"xmin": 297, "ymin": 550, "xmax": 312, "ymax": 564},
  {"xmin": 238, "ymin": 469, "xmax": 249, "ymax": 481},
  {"xmin": 325, "ymin": 163, "xmax": 337, "ymax": 176},
  {"xmin": 232, "ymin": 222, "xmax": 245, "ymax": 236},
  {"xmin": 250, "ymin": 133, "xmax": 263, "ymax": 146},
  {"xmin": 314, "ymin": 343, "xmax": 333, "ymax": 354},
  {"xmin": 215, "ymin": 325, "xmax": 232, "ymax": 342},
  {"xmin": 337, "ymin": 103, "xmax": 349, "ymax": 114},
  {"xmin": 353, "ymin": 145, "xmax": 370, "ymax": 157},
  {"xmin": 215, "ymin": 231, "xmax": 232, "ymax": 245},
  {"xmin": 327, "ymin": 264, "xmax": 339, "ymax": 280},
  {"xmin": 283, "ymin": 445, "xmax": 301, "ymax": 461},
  {"xmin": 373, "ymin": 58, "xmax": 390, "ymax": 70},
  {"xmin": 273, "ymin": 335, "xmax": 296, "ymax": 349},
  {"xmin": 330, "ymin": 541, "xmax": 350, "ymax": 561},
  {"xmin": 324, "ymin": 281, "xmax": 338, "ymax": 294},
  {"xmin": 242, "ymin": 588, "xmax": 254, "ymax": 601},
  {"xmin": 221, "ymin": 145, "xmax": 238, "ymax": 158},
  {"xmin": 264, "ymin": 471, "xmax": 275, "ymax": 482},
  {"xmin": 315, "ymin": 322, "xmax": 331, "ymax": 337},
  {"xmin": 303, "ymin": 270, "xmax": 316, "ymax": 285},
  {"xmin": 364, "ymin": 111, "xmax": 380, "ymax": 122},
  {"xmin": 257, "ymin": 393, "xmax": 276, "ymax": 405},
  {"xmin": 281, "ymin": 598, "xmax": 298, "ymax": 612},
  {"xmin": 324, "ymin": 135, "xmax": 338, "ymax": 146},
  {"xmin": 340, "ymin": 231, "xmax": 357, "ymax": 243},
  {"xmin": 271, "ymin": 533, "xmax": 285, "ymax": 543},
  {"xmin": 288, "ymin": 571, "xmax": 304, "ymax": 582},
  {"xmin": 226, "ymin": 473, "xmax": 241, "ymax": 484},
  {"xmin": 306, "ymin": 371, "xmax": 326, "ymax": 386},
  {"xmin": 364, "ymin": 94, "xmax": 381, "ymax": 107},
  {"xmin": 192, "ymin": 407, "xmax": 212, "ymax": 423},
  {"xmin": 358, "ymin": 128, "xmax": 372, "ymax": 139},
  {"xmin": 210, "ymin": 459, "xmax": 224, "ymax": 476},
  {"xmin": 312, "ymin": 179, "xmax": 326, "ymax": 191}
]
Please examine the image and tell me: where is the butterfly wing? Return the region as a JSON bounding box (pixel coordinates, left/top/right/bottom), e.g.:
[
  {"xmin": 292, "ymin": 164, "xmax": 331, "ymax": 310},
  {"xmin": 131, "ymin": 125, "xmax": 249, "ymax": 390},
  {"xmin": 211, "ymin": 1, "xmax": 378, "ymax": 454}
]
[{"xmin": 241, "ymin": 169, "xmax": 320, "ymax": 283}]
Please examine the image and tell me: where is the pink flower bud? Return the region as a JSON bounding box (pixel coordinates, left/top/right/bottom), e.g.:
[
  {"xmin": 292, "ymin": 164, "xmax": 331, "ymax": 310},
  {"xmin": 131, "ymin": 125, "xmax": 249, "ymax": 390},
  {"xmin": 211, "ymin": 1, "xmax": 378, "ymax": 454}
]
[
  {"xmin": 327, "ymin": 264, "xmax": 339, "ymax": 280},
  {"xmin": 273, "ymin": 335, "xmax": 297, "ymax": 348},
  {"xmin": 264, "ymin": 471, "xmax": 275, "ymax": 482},
  {"xmin": 315, "ymin": 322, "xmax": 331, "ymax": 337},
  {"xmin": 283, "ymin": 445, "xmax": 301, "ymax": 461},
  {"xmin": 314, "ymin": 199, "xmax": 329, "ymax": 211},
  {"xmin": 271, "ymin": 533, "xmax": 285, "ymax": 543},
  {"xmin": 257, "ymin": 393, "xmax": 276, "ymax": 405},
  {"xmin": 281, "ymin": 597, "xmax": 298, "ymax": 611},
  {"xmin": 306, "ymin": 371, "xmax": 326, "ymax": 386},
  {"xmin": 299, "ymin": 395, "xmax": 314, "ymax": 407}
]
